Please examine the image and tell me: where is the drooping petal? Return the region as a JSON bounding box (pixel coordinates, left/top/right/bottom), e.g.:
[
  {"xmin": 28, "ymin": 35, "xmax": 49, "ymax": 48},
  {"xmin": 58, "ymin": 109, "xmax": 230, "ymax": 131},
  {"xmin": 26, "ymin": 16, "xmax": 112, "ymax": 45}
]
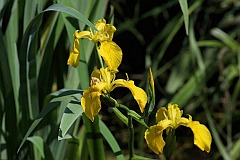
[
  {"xmin": 113, "ymin": 79, "xmax": 147, "ymax": 112},
  {"xmin": 187, "ymin": 121, "xmax": 212, "ymax": 153},
  {"xmin": 81, "ymin": 88, "xmax": 102, "ymax": 122},
  {"xmin": 145, "ymin": 125, "xmax": 165, "ymax": 155},
  {"xmin": 98, "ymin": 41, "xmax": 122, "ymax": 72},
  {"xmin": 67, "ymin": 30, "xmax": 91, "ymax": 68},
  {"xmin": 145, "ymin": 120, "xmax": 172, "ymax": 154},
  {"xmin": 67, "ymin": 38, "xmax": 80, "ymax": 67}
]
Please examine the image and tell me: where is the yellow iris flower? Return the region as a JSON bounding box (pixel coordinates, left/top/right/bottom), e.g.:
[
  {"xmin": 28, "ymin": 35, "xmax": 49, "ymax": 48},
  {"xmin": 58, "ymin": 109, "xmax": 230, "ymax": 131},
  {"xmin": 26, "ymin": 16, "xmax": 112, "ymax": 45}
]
[
  {"xmin": 67, "ymin": 19, "xmax": 122, "ymax": 71},
  {"xmin": 81, "ymin": 67, "xmax": 147, "ymax": 122},
  {"xmin": 145, "ymin": 103, "xmax": 212, "ymax": 154}
]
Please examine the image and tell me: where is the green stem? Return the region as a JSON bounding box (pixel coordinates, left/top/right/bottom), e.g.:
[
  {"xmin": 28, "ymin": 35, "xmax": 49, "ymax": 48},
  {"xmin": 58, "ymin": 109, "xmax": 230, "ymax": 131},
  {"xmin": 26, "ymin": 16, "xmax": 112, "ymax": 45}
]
[
  {"xmin": 164, "ymin": 129, "xmax": 176, "ymax": 160},
  {"xmin": 128, "ymin": 114, "xmax": 134, "ymax": 159},
  {"xmin": 82, "ymin": 113, "xmax": 105, "ymax": 160},
  {"xmin": 95, "ymin": 43, "xmax": 104, "ymax": 68}
]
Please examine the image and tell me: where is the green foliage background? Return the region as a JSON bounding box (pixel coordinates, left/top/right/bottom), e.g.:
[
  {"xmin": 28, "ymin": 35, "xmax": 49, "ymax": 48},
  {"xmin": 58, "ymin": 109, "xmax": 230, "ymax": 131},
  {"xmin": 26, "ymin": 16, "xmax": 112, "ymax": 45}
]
[{"xmin": 0, "ymin": 0, "xmax": 240, "ymax": 159}]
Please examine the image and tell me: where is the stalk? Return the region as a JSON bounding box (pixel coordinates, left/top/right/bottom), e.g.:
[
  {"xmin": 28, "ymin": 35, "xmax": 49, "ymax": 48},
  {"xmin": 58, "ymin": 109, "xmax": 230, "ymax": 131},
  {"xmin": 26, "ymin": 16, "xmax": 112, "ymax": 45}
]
[
  {"xmin": 128, "ymin": 115, "xmax": 134, "ymax": 159},
  {"xmin": 82, "ymin": 114, "xmax": 105, "ymax": 160}
]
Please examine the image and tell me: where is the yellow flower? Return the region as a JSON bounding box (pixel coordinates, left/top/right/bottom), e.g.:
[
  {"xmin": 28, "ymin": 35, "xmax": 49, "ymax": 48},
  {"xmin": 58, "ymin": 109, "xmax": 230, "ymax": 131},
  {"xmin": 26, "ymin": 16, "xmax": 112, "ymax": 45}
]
[
  {"xmin": 67, "ymin": 19, "xmax": 122, "ymax": 71},
  {"xmin": 81, "ymin": 67, "xmax": 147, "ymax": 122},
  {"xmin": 145, "ymin": 103, "xmax": 212, "ymax": 154}
]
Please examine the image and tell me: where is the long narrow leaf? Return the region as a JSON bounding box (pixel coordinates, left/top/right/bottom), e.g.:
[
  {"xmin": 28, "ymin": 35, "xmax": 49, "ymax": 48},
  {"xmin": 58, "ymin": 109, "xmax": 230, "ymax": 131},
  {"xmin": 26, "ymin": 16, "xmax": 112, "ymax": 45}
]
[
  {"xmin": 99, "ymin": 120, "xmax": 125, "ymax": 160},
  {"xmin": 178, "ymin": 0, "xmax": 189, "ymax": 35},
  {"xmin": 58, "ymin": 101, "xmax": 83, "ymax": 140},
  {"xmin": 27, "ymin": 136, "xmax": 45, "ymax": 159},
  {"xmin": 44, "ymin": 4, "xmax": 96, "ymax": 30}
]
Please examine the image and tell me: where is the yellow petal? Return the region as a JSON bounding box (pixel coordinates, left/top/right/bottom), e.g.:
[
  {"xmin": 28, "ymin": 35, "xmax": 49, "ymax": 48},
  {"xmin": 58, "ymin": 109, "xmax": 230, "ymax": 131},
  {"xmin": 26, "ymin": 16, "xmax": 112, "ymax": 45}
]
[
  {"xmin": 91, "ymin": 68, "xmax": 101, "ymax": 79},
  {"xmin": 74, "ymin": 30, "xmax": 91, "ymax": 39},
  {"xmin": 67, "ymin": 31, "xmax": 91, "ymax": 68},
  {"xmin": 149, "ymin": 67, "xmax": 155, "ymax": 94},
  {"xmin": 145, "ymin": 125, "xmax": 165, "ymax": 154},
  {"xmin": 113, "ymin": 79, "xmax": 147, "ymax": 112},
  {"xmin": 67, "ymin": 38, "xmax": 80, "ymax": 67},
  {"xmin": 81, "ymin": 88, "xmax": 102, "ymax": 122},
  {"xmin": 156, "ymin": 107, "xmax": 168, "ymax": 123},
  {"xmin": 145, "ymin": 120, "xmax": 172, "ymax": 154},
  {"xmin": 167, "ymin": 103, "xmax": 183, "ymax": 125},
  {"xmin": 94, "ymin": 19, "xmax": 116, "ymax": 42},
  {"xmin": 98, "ymin": 41, "xmax": 122, "ymax": 71},
  {"xmin": 99, "ymin": 67, "xmax": 115, "ymax": 84},
  {"xmin": 188, "ymin": 121, "xmax": 212, "ymax": 152}
]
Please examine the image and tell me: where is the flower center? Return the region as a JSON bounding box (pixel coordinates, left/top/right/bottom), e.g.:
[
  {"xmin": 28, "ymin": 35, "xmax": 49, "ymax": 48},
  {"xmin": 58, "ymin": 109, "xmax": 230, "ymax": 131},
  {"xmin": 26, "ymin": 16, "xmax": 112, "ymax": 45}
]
[{"xmin": 90, "ymin": 77, "xmax": 100, "ymax": 86}]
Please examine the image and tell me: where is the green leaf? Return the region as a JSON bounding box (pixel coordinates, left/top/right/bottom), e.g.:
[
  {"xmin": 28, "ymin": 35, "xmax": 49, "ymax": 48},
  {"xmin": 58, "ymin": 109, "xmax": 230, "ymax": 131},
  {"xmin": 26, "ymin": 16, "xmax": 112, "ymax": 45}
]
[
  {"xmin": 44, "ymin": 4, "xmax": 96, "ymax": 30},
  {"xmin": 211, "ymin": 28, "xmax": 240, "ymax": 52},
  {"xmin": 145, "ymin": 68, "xmax": 155, "ymax": 116},
  {"xmin": 58, "ymin": 100, "xmax": 83, "ymax": 140},
  {"xmin": 111, "ymin": 107, "xmax": 128, "ymax": 126},
  {"xmin": 230, "ymin": 138, "xmax": 240, "ymax": 160},
  {"xmin": 132, "ymin": 155, "xmax": 156, "ymax": 160},
  {"xmin": 128, "ymin": 110, "xmax": 149, "ymax": 128},
  {"xmin": 178, "ymin": 0, "xmax": 189, "ymax": 35},
  {"xmin": 99, "ymin": 120, "xmax": 125, "ymax": 160},
  {"xmin": 18, "ymin": 89, "xmax": 82, "ymax": 153},
  {"xmin": 27, "ymin": 136, "xmax": 45, "ymax": 159},
  {"xmin": 205, "ymin": 108, "xmax": 231, "ymax": 160}
]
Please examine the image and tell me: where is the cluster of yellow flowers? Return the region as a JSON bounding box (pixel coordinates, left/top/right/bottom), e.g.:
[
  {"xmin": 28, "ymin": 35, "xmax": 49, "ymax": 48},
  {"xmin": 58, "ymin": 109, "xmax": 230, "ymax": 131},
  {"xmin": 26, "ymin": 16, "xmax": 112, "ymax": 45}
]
[
  {"xmin": 67, "ymin": 18, "xmax": 212, "ymax": 155},
  {"xmin": 67, "ymin": 18, "xmax": 147, "ymax": 122}
]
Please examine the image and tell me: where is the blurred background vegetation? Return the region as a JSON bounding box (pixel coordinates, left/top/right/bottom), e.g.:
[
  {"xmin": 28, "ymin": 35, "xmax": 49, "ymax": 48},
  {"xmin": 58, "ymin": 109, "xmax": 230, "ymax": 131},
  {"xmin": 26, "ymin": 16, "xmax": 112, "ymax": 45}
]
[{"xmin": 1, "ymin": 0, "xmax": 240, "ymax": 159}]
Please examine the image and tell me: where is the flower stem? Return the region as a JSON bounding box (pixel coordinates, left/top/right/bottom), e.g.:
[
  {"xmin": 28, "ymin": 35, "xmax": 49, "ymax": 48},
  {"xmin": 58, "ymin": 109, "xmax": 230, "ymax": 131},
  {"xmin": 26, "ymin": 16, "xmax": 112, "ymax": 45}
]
[
  {"xmin": 128, "ymin": 114, "xmax": 134, "ymax": 159},
  {"xmin": 82, "ymin": 113, "xmax": 105, "ymax": 160},
  {"xmin": 163, "ymin": 129, "xmax": 176, "ymax": 160},
  {"xmin": 95, "ymin": 43, "xmax": 104, "ymax": 68}
]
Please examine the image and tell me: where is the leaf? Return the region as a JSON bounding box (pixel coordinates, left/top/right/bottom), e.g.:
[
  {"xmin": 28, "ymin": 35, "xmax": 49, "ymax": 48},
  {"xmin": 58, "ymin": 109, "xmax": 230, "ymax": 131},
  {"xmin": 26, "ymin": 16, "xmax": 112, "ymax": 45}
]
[
  {"xmin": 18, "ymin": 89, "xmax": 82, "ymax": 153},
  {"xmin": 178, "ymin": 0, "xmax": 189, "ymax": 35},
  {"xmin": 111, "ymin": 107, "xmax": 128, "ymax": 126},
  {"xmin": 99, "ymin": 120, "xmax": 125, "ymax": 160},
  {"xmin": 58, "ymin": 100, "xmax": 83, "ymax": 140},
  {"xmin": 205, "ymin": 108, "xmax": 231, "ymax": 160},
  {"xmin": 230, "ymin": 138, "xmax": 240, "ymax": 160},
  {"xmin": 211, "ymin": 28, "xmax": 240, "ymax": 52},
  {"xmin": 27, "ymin": 136, "xmax": 45, "ymax": 158},
  {"xmin": 132, "ymin": 155, "xmax": 156, "ymax": 160},
  {"xmin": 145, "ymin": 67, "xmax": 155, "ymax": 116},
  {"xmin": 128, "ymin": 110, "xmax": 149, "ymax": 128},
  {"xmin": 44, "ymin": 4, "xmax": 96, "ymax": 30}
]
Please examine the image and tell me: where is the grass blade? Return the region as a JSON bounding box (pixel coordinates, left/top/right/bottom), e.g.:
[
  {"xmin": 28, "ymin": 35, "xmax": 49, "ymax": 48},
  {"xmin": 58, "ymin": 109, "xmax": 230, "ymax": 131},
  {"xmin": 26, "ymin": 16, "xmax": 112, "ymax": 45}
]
[{"xmin": 178, "ymin": 0, "xmax": 189, "ymax": 35}]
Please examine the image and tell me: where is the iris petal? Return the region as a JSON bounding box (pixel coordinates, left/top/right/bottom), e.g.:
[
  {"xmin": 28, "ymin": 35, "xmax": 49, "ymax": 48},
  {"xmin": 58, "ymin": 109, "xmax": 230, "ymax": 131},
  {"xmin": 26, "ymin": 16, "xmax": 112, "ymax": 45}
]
[
  {"xmin": 81, "ymin": 88, "xmax": 102, "ymax": 122},
  {"xmin": 145, "ymin": 120, "xmax": 172, "ymax": 154},
  {"xmin": 156, "ymin": 107, "xmax": 168, "ymax": 123},
  {"xmin": 188, "ymin": 121, "xmax": 212, "ymax": 152},
  {"xmin": 145, "ymin": 125, "xmax": 165, "ymax": 154},
  {"xmin": 67, "ymin": 38, "xmax": 80, "ymax": 68},
  {"xmin": 98, "ymin": 41, "xmax": 122, "ymax": 72},
  {"xmin": 114, "ymin": 79, "xmax": 147, "ymax": 112}
]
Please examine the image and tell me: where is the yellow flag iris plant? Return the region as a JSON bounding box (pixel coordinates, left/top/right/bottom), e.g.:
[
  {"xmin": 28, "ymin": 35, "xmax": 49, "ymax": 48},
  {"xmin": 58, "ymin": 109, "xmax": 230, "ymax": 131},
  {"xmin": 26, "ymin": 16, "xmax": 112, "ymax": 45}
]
[{"xmin": 67, "ymin": 18, "xmax": 212, "ymax": 159}]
